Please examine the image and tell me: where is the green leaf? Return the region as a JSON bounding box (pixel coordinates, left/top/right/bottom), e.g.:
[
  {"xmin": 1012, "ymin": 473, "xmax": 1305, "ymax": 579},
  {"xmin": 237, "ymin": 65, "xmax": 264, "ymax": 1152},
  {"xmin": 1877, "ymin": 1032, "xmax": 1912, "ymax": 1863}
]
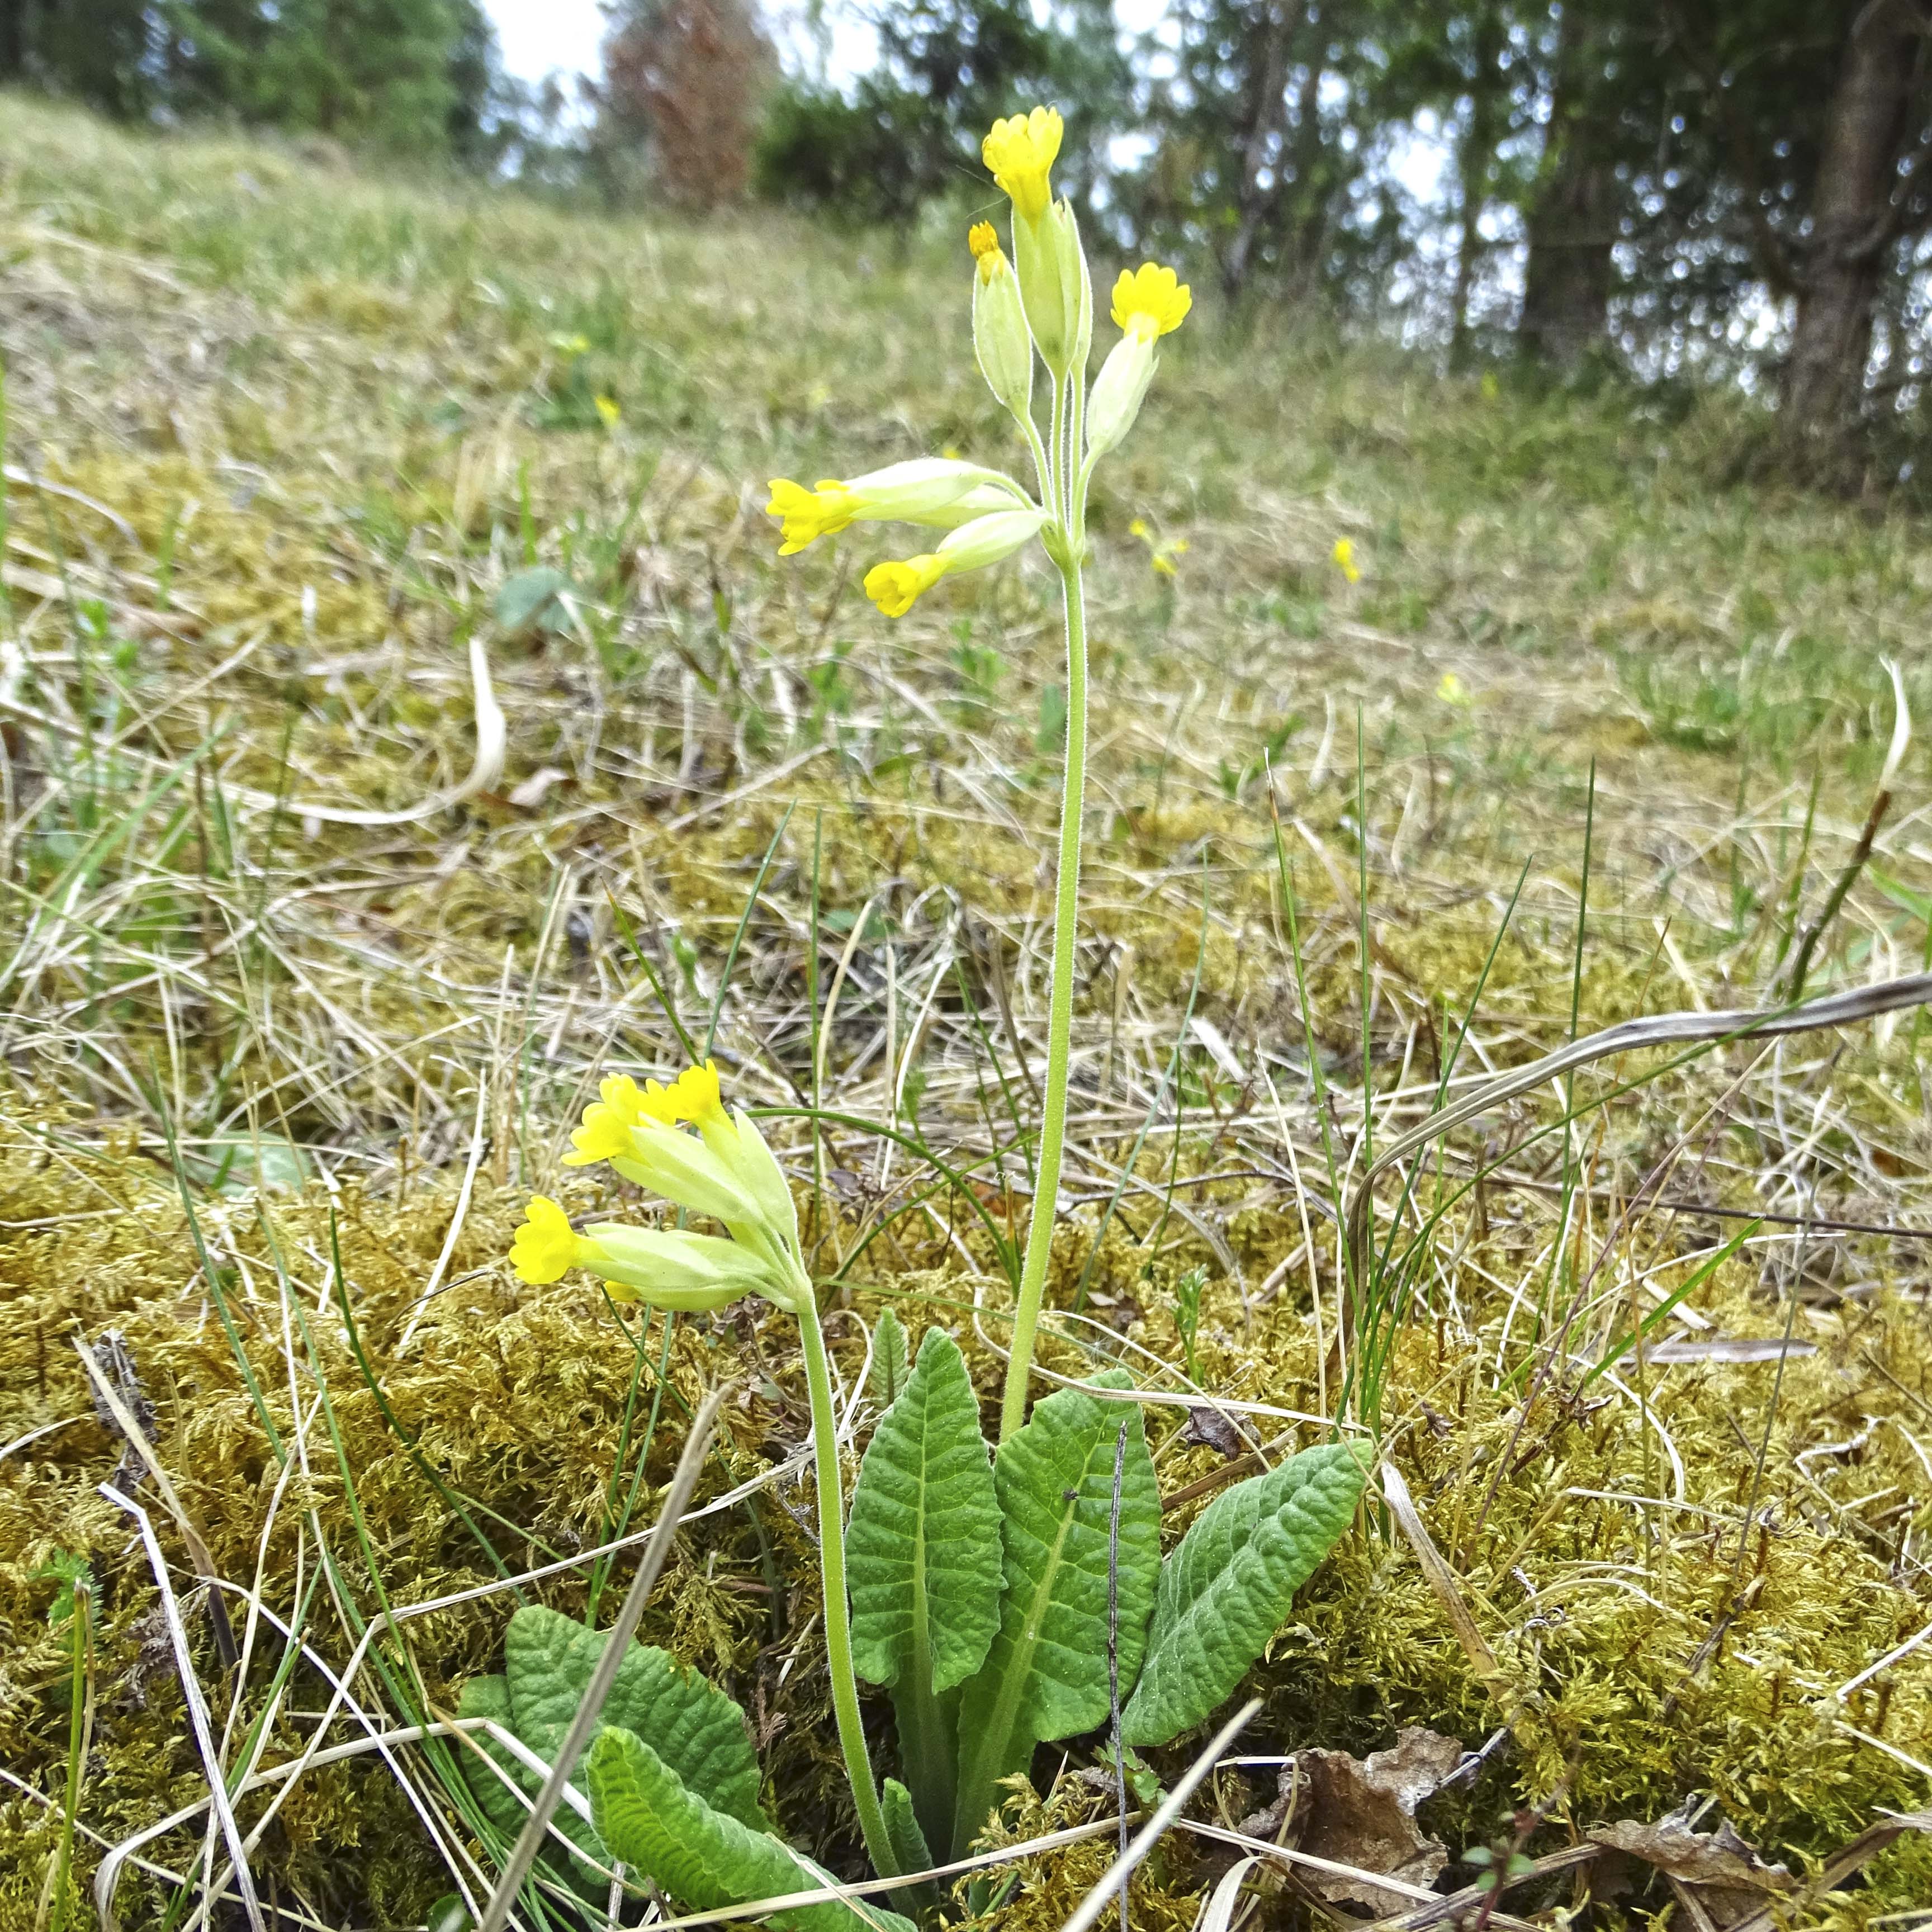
[
  {"xmin": 952, "ymin": 1377, "xmax": 1159, "ymax": 1852},
  {"xmin": 455, "ymin": 1674, "xmax": 528, "ymax": 1846},
  {"xmin": 882, "ymin": 1779, "xmax": 933, "ymax": 1878},
  {"xmin": 847, "ymin": 1329, "xmax": 1001, "ymax": 1694},
  {"xmin": 495, "ymin": 565, "xmax": 574, "ymax": 637},
  {"xmin": 504, "ymin": 1604, "xmax": 767, "ymax": 1829},
  {"xmin": 589, "ymin": 1726, "xmax": 915, "ymax": 1932},
  {"xmin": 1121, "ymin": 1443, "xmax": 1367, "ymax": 1747},
  {"xmin": 870, "ymin": 1307, "xmax": 910, "ymax": 1407},
  {"xmin": 850, "ymin": 1328, "xmax": 998, "ymax": 1860}
]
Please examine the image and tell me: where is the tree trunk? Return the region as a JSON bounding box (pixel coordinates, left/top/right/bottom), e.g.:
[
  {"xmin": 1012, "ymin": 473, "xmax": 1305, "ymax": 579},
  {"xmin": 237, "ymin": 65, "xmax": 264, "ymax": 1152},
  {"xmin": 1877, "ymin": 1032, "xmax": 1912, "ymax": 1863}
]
[
  {"xmin": 1781, "ymin": 0, "xmax": 1923, "ymax": 459},
  {"xmin": 1450, "ymin": 10, "xmax": 1505, "ymax": 369},
  {"xmin": 1519, "ymin": 7, "xmax": 1614, "ymax": 368},
  {"xmin": 1223, "ymin": 0, "xmax": 1304, "ymax": 299}
]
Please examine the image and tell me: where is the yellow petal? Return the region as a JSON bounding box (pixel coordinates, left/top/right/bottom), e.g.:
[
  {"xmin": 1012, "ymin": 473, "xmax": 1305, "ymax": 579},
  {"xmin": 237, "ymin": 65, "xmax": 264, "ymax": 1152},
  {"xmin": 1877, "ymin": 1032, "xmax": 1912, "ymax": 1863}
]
[
  {"xmin": 510, "ymin": 1196, "xmax": 577, "ymax": 1284},
  {"xmin": 864, "ymin": 555, "xmax": 946, "ymax": 618},
  {"xmin": 1110, "ymin": 263, "xmax": 1192, "ymax": 340}
]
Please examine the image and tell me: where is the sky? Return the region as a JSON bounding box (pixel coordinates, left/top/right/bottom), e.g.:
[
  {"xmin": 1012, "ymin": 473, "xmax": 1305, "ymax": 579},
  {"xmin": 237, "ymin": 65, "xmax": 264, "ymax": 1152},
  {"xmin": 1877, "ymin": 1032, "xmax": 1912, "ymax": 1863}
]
[{"xmin": 487, "ymin": 0, "xmax": 606, "ymax": 89}]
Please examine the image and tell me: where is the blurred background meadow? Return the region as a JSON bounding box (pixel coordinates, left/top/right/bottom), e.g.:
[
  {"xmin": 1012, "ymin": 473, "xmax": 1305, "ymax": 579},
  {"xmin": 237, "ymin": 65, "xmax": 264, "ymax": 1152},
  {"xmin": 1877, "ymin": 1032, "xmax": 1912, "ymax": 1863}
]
[{"xmin": 4, "ymin": 4, "xmax": 1932, "ymax": 1928}]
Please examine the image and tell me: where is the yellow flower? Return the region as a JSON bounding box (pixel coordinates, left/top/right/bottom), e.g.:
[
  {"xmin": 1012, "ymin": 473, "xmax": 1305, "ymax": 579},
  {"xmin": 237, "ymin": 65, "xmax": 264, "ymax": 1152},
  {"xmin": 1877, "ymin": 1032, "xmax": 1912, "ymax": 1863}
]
[
  {"xmin": 969, "ymin": 221, "xmax": 1006, "ymax": 285},
  {"xmin": 766, "ymin": 478, "xmax": 858, "ymax": 555},
  {"xmin": 1332, "ymin": 538, "xmax": 1361, "ymax": 585},
  {"xmin": 865, "ymin": 554, "xmax": 948, "ymax": 618},
  {"xmin": 1111, "ymin": 264, "xmax": 1192, "ymax": 342},
  {"xmin": 654, "ymin": 1059, "xmax": 730, "ymax": 1131},
  {"xmin": 595, "ymin": 394, "xmax": 621, "ymax": 428},
  {"xmin": 1437, "ymin": 671, "xmax": 1470, "ymax": 705},
  {"xmin": 863, "ymin": 506, "xmax": 1047, "ymax": 619},
  {"xmin": 511, "ymin": 1196, "xmax": 579, "ymax": 1284},
  {"xmin": 766, "ymin": 461, "xmax": 1025, "ymax": 556},
  {"xmin": 983, "ymin": 107, "xmax": 1062, "ymax": 222},
  {"xmin": 565, "ymin": 1074, "xmax": 652, "ymax": 1167}
]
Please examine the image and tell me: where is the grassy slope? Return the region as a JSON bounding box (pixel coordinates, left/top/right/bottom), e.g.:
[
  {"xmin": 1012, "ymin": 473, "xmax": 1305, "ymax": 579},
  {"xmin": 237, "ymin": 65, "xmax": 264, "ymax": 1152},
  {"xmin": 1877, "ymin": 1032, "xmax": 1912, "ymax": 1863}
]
[{"xmin": 2, "ymin": 94, "xmax": 1930, "ymax": 1925}]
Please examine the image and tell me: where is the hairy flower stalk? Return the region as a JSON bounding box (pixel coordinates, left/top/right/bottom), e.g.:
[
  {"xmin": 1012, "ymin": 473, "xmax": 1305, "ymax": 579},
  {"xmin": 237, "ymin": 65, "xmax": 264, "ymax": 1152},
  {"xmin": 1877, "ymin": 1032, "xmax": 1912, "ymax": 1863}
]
[{"xmin": 509, "ymin": 1062, "xmax": 901, "ymax": 1878}]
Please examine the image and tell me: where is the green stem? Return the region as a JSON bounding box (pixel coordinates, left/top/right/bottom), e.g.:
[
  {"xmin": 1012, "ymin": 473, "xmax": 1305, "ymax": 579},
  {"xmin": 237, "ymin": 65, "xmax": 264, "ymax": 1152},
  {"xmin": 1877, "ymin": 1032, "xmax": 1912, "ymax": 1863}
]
[
  {"xmin": 50, "ymin": 1589, "xmax": 87, "ymax": 1932},
  {"xmin": 998, "ymin": 555, "xmax": 1088, "ymax": 1445},
  {"xmin": 795, "ymin": 1294, "xmax": 899, "ymax": 1877}
]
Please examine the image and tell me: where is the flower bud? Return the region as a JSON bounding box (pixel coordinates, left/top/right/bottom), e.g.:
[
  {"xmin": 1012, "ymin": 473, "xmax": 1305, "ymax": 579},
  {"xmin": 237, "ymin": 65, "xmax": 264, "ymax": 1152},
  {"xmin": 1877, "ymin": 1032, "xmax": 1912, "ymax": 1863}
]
[
  {"xmin": 864, "ymin": 506, "xmax": 1048, "ymax": 618},
  {"xmin": 1085, "ymin": 332, "xmax": 1157, "ymax": 458},
  {"xmin": 610, "ymin": 1117, "xmax": 764, "ymax": 1233},
  {"xmin": 970, "ymin": 226, "xmax": 1033, "ymax": 419},
  {"xmin": 1014, "ymin": 198, "xmax": 1090, "ymax": 381},
  {"xmin": 935, "ymin": 506, "xmax": 1048, "ymax": 574},
  {"xmin": 579, "ymin": 1223, "xmax": 789, "ymax": 1309}
]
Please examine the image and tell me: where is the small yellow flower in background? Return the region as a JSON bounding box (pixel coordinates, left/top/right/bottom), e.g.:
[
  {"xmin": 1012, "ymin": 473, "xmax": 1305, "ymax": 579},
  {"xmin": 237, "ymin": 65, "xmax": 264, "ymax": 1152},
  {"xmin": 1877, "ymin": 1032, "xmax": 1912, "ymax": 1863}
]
[
  {"xmin": 1438, "ymin": 671, "xmax": 1471, "ymax": 705},
  {"xmin": 550, "ymin": 332, "xmax": 591, "ymax": 357},
  {"xmin": 512, "ymin": 1196, "xmax": 578, "ymax": 1284},
  {"xmin": 1129, "ymin": 518, "xmax": 1189, "ymax": 579},
  {"xmin": 865, "ymin": 554, "xmax": 948, "ymax": 618},
  {"xmin": 982, "ymin": 107, "xmax": 1062, "ymax": 221},
  {"xmin": 1332, "ymin": 538, "xmax": 1362, "ymax": 585},
  {"xmin": 595, "ymin": 394, "xmax": 621, "ymax": 429},
  {"xmin": 1111, "ymin": 263, "xmax": 1192, "ymax": 340}
]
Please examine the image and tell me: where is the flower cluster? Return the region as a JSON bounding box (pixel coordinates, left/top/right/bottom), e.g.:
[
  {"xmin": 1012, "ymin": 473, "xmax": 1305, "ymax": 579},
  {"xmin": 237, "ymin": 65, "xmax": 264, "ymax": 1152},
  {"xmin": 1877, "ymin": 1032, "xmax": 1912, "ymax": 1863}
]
[
  {"xmin": 763, "ymin": 105, "xmax": 1190, "ymax": 619},
  {"xmin": 510, "ymin": 1060, "xmax": 809, "ymax": 1314}
]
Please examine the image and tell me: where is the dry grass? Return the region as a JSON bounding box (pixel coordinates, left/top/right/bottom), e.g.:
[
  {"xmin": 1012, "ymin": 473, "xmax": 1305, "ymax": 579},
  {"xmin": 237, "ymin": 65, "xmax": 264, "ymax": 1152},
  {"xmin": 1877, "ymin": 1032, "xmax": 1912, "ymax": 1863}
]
[{"xmin": 2, "ymin": 92, "xmax": 1931, "ymax": 1929}]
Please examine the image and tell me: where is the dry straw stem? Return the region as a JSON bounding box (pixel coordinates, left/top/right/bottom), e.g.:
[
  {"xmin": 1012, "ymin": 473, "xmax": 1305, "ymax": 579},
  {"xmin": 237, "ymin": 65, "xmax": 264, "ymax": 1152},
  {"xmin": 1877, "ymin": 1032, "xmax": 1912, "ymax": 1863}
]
[{"xmin": 473, "ymin": 1384, "xmax": 726, "ymax": 1932}]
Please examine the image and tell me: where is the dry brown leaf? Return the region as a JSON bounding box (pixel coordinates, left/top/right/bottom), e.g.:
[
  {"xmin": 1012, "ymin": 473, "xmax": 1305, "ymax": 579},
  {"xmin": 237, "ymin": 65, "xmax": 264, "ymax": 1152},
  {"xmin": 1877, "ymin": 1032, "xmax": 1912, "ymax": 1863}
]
[
  {"xmin": 1290, "ymin": 1726, "xmax": 1464, "ymax": 1911},
  {"xmin": 1589, "ymin": 1813, "xmax": 1792, "ymax": 1928}
]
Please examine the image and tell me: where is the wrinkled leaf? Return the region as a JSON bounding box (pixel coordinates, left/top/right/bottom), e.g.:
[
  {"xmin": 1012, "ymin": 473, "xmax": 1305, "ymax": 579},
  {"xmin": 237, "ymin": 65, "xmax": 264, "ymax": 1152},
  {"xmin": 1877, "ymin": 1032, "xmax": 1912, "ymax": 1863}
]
[
  {"xmin": 869, "ymin": 1307, "xmax": 910, "ymax": 1407},
  {"xmin": 1123, "ymin": 1442, "xmax": 1366, "ymax": 1746},
  {"xmin": 882, "ymin": 1778, "xmax": 933, "ymax": 1878},
  {"xmin": 505, "ymin": 1604, "xmax": 767, "ymax": 1829},
  {"xmin": 848, "ymin": 1329, "xmax": 1000, "ymax": 1694},
  {"xmin": 589, "ymin": 1726, "xmax": 914, "ymax": 1932},
  {"xmin": 952, "ymin": 1377, "xmax": 1158, "ymax": 1852},
  {"xmin": 455, "ymin": 1674, "xmax": 528, "ymax": 1846}
]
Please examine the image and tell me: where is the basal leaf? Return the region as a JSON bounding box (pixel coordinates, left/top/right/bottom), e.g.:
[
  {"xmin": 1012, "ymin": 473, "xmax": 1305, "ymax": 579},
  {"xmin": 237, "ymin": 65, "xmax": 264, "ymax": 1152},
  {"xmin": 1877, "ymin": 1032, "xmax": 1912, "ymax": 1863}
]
[
  {"xmin": 454, "ymin": 1674, "xmax": 527, "ymax": 1845},
  {"xmin": 504, "ymin": 1604, "xmax": 768, "ymax": 1828},
  {"xmin": 589, "ymin": 1726, "xmax": 915, "ymax": 1932},
  {"xmin": 951, "ymin": 1378, "xmax": 1158, "ymax": 1852},
  {"xmin": 1121, "ymin": 1442, "xmax": 1367, "ymax": 1747},
  {"xmin": 882, "ymin": 1778, "xmax": 934, "ymax": 1879},
  {"xmin": 870, "ymin": 1307, "xmax": 910, "ymax": 1406},
  {"xmin": 847, "ymin": 1329, "xmax": 1001, "ymax": 1694}
]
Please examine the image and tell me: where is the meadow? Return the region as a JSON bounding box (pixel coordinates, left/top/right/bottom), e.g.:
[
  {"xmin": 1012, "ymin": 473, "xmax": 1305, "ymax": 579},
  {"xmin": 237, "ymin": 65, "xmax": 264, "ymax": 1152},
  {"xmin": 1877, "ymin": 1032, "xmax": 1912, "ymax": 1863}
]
[{"xmin": 2, "ymin": 92, "xmax": 1931, "ymax": 1929}]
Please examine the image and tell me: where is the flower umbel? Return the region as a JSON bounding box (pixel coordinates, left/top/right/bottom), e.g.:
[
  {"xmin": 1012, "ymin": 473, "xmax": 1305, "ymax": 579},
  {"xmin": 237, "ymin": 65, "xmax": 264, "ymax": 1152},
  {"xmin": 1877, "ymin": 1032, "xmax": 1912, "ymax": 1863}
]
[
  {"xmin": 982, "ymin": 107, "xmax": 1062, "ymax": 222},
  {"xmin": 1333, "ymin": 538, "xmax": 1362, "ymax": 584}
]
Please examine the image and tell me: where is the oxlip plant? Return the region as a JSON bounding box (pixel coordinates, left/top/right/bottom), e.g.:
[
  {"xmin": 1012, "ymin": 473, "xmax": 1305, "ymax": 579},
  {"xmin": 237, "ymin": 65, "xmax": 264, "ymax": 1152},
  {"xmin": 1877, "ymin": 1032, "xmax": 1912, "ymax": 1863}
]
[{"xmin": 472, "ymin": 109, "xmax": 1368, "ymax": 1932}]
